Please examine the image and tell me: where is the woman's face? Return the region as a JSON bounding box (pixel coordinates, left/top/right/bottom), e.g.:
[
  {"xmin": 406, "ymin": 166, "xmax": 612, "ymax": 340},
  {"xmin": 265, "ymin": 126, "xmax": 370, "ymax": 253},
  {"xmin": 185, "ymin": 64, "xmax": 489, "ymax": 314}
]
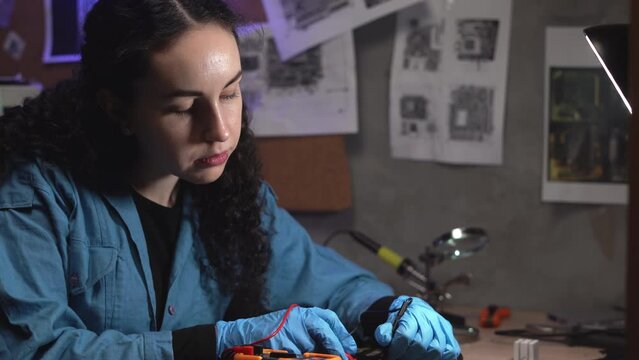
[{"xmin": 126, "ymin": 23, "xmax": 243, "ymax": 186}]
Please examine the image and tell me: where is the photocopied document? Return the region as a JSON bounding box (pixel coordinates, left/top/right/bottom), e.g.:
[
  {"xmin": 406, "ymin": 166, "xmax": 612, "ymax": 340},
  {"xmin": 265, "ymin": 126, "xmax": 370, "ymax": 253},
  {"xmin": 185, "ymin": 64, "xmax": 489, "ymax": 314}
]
[
  {"xmin": 261, "ymin": 0, "xmax": 422, "ymax": 61},
  {"xmin": 389, "ymin": 0, "xmax": 512, "ymax": 165},
  {"xmin": 238, "ymin": 23, "xmax": 358, "ymax": 137}
]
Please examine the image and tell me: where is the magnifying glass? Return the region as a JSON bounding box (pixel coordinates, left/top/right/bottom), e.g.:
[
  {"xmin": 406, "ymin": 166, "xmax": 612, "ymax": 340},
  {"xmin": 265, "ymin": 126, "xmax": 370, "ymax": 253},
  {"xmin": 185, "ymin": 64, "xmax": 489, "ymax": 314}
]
[{"xmin": 430, "ymin": 227, "xmax": 489, "ymax": 261}]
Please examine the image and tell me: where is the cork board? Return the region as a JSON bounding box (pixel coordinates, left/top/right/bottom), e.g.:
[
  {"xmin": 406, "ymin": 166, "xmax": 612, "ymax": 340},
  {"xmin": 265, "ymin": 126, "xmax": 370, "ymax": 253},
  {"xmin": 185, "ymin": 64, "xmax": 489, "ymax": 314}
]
[
  {"xmin": 0, "ymin": 0, "xmax": 353, "ymax": 211},
  {"xmin": 228, "ymin": 0, "xmax": 353, "ymax": 211},
  {"xmin": 256, "ymin": 136, "xmax": 352, "ymax": 212}
]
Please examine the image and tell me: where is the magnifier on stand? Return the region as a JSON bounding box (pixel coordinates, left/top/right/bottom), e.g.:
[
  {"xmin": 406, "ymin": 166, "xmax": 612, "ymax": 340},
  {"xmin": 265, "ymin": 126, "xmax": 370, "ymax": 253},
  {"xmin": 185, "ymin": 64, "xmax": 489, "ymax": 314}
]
[{"xmin": 324, "ymin": 227, "xmax": 489, "ymax": 343}]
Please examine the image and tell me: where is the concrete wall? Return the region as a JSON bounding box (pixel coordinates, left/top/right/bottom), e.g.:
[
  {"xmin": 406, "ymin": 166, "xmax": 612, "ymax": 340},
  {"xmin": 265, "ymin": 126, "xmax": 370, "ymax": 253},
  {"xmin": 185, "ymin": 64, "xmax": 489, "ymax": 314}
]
[{"xmin": 293, "ymin": 0, "xmax": 629, "ymax": 318}]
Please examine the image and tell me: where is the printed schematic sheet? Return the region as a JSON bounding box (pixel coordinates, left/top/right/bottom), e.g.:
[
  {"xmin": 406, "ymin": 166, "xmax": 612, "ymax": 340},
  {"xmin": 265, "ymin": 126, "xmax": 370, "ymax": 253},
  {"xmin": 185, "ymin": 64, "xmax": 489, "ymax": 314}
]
[
  {"xmin": 389, "ymin": 0, "xmax": 512, "ymax": 165},
  {"xmin": 238, "ymin": 23, "xmax": 358, "ymax": 137},
  {"xmin": 262, "ymin": 0, "xmax": 422, "ymax": 60}
]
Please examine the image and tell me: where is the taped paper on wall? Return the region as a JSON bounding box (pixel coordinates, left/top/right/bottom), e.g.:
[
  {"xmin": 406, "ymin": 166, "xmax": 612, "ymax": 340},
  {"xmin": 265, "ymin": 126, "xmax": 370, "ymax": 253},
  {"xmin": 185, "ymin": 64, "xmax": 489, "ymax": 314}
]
[
  {"xmin": 238, "ymin": 23, "xmax": 358, "ymax": 137},
  {"xmin": 261, "ymin": 0, "xmax": 422, "ymax": 60},
  {"xmin": 389, "ymin": 0, "xmax": 512, "ymax": 165}
]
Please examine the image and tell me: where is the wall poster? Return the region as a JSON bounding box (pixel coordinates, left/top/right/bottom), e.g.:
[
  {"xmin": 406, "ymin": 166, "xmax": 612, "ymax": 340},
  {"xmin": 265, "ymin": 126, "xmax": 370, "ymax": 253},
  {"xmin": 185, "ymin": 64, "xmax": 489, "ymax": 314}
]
[
  {"xmin": 43, "ymin": 0, "xmax": 97, "ymax": 63},
  {"xmin": 542, "ymin": 27, "xmax": 629, "ymax": 204}
]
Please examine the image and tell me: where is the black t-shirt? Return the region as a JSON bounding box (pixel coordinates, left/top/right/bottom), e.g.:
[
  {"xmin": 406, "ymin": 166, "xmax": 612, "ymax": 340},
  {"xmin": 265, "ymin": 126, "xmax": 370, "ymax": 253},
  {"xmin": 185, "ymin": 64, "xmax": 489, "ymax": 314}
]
[
  {"xmin": 131, "ymin": 190, "xmax": 215, "ymax": 359},
  {"xmin": 131, "ymin": 190, "xmax": 181, "ymax": 327}
]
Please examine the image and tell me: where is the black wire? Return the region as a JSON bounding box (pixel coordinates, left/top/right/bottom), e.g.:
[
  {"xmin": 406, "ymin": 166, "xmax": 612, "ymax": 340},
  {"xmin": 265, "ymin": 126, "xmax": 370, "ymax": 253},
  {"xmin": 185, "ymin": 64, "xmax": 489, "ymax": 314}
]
[
  {"xmin": 323, "ymin": 229, "xmax": 353, "ymax": 246},
  {"xmin": 347, "ymin": 306, "xmax": 405, "ymax": 335}
]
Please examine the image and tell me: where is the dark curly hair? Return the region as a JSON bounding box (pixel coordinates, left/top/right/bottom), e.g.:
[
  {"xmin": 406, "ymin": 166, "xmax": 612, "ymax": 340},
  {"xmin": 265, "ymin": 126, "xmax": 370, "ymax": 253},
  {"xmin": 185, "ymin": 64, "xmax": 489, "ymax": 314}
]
[{"xmin": 0, "ymin": 0, "xmax": 269, "ymax": 317}]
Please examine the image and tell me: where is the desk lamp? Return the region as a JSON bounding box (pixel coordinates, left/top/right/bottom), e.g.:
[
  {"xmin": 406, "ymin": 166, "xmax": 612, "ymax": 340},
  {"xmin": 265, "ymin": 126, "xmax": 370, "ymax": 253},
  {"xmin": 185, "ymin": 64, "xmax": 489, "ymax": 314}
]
[
  {"xmin": 584, "ymin": 23, "xmax": 630, "ymax": 357},
  {"xmin": 584, "ymin": 24, "xmax": 630, "ymax": 114}
]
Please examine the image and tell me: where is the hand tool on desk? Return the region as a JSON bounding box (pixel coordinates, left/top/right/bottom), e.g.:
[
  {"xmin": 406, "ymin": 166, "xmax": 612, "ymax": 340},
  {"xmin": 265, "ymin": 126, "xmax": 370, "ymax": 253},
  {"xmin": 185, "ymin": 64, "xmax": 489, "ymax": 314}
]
[{"xmin": 480, "ymin": 304, "xmax": 511, "ymax": 328}]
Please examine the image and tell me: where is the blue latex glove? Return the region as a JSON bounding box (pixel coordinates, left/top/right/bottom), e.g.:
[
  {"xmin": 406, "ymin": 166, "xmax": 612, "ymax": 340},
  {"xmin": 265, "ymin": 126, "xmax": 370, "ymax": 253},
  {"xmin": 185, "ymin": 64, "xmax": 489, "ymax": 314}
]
[
  {"xmin": 374, "ymin": 296, "xmax": 461, "ymax": 360},
  {"xmin": 215, "ymin": 306, "xmax": 357, "ymax": 360}
]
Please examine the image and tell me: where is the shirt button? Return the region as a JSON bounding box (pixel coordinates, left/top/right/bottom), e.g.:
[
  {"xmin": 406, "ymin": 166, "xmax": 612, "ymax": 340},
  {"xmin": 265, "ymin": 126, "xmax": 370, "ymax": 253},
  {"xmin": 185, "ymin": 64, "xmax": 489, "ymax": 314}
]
[
  {"xmin": 168, "ymin": 305, "xmax": 176, "ymax": 316},
  {"xmin": 69, "ymin": 273, "xmax": 80, "ymax": 288}
]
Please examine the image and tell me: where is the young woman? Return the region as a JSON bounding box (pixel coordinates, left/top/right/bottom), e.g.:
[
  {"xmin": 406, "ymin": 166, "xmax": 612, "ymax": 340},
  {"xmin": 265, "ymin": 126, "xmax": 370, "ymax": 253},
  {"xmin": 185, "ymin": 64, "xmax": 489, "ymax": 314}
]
[{"xmin": 0, "ymin": 1, "xmax": 460, "ymax": 359}]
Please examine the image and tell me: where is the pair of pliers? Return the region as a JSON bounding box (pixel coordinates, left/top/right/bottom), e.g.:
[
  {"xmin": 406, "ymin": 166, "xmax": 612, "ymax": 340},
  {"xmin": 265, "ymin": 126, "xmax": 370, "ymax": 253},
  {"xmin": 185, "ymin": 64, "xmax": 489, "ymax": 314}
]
[{"xmin": 480, "ymin": 305, "xmax": 511, "ymax": 328}]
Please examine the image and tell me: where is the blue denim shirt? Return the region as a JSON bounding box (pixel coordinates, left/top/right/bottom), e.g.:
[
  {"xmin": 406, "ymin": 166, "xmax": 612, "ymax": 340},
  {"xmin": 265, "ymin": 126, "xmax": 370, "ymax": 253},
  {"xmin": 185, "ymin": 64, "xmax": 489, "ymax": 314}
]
[{"xmin": 0, "ymin": 158, "xmax": 393, "ymax": 359}]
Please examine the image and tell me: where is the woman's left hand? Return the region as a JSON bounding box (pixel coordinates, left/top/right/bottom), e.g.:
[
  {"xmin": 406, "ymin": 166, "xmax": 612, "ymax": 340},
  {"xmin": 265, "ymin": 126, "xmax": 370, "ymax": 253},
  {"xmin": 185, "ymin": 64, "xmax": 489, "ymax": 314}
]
[{"xmin": 373, "ymin": 296, "xmax": 461, "ymax": 360}]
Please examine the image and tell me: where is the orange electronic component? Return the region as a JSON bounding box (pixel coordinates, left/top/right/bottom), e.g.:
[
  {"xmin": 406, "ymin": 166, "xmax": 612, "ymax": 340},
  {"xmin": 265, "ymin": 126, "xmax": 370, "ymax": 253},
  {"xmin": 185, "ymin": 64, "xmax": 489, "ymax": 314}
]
[
  {"xmin": 232, "ymin": 348, "xmax": 289, "ymax": 359},
  {"xmin": 480, "ymin": 305, "xmax": 511, "ymax": 328},
  {"xmin": 302, "ymin": 352, "xmax": 341, "ymax": 359},
  {"xmin": 226, "ymin": 346, "xmax": 341, "ymax": 360}
]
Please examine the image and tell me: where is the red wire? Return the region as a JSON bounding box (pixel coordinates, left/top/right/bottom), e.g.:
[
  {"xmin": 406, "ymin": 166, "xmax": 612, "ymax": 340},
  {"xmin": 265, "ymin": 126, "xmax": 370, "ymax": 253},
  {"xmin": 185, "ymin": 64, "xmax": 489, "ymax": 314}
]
[
  {"xmin": 245, "ymin": 304, "xmax": 357, "ymax": 359},
  {"xmin": 249, "ymin": 303, "xmax": 299, "ymax": 345}
]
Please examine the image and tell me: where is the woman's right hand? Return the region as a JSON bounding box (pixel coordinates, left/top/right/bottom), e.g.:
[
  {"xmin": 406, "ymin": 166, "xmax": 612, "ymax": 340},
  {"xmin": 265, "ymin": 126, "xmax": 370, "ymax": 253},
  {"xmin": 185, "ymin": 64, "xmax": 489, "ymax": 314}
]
[{"xmin": 215, "ymin": 306, "xmax": 357, "ymax": 360}]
